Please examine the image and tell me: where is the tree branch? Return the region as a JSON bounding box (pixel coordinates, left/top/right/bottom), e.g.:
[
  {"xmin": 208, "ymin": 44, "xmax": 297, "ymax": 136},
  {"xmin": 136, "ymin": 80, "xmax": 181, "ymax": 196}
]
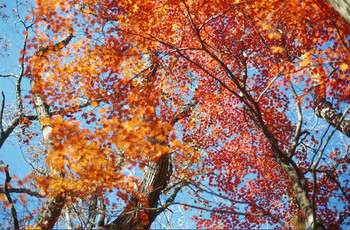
[
  {"xmin": 100, "ymin": 87, "xmax": 198, "ymax": 229},
  {"xmin": 154, "ymin": 181, "xmax": 188, "ymax": 217},
  {"xmin": 0, "ymin": 114, "xmax": 37, "ymax": 149},
  {"xmin": 0, "ymin": 91, "xmax": 4, "ymax": 134},
  {"xmin": 97, "ymin": 196, "xmax": 106, "ymax": 227},
  {"xmin": 0, "ymin": 161, "xmax": 19, "ymax": 230},
  {"xmin": 188, "ymin": 181, "xmax": 288, "ymax": 228},
  {"xmin": 0, "ymin": 73, "xmax": 18, "ymax": 78},
  {"xmin": 86, "ymin": 195, "xmax": 98, "ymax": 230},
  {"xmin": 289, "ymin": 82, "xmax": 303, "ymax": 157},
  {"xmin": 0, "ymin": 187, "xmax": 43, "ymax": 198}
]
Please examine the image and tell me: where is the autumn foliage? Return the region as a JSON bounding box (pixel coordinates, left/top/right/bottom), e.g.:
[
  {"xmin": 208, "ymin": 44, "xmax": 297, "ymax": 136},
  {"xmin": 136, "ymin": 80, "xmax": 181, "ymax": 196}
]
[{"xmin": 0, "ymin": 0, "xmax": 349, "ymax": 229}]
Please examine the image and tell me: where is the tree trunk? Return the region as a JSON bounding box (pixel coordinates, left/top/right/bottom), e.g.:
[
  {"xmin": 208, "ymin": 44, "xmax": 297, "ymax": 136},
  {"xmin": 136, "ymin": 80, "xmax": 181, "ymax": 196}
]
[
  {"xmin": 245, "ymin": 103, "xmax": 324, "ymax": 229},
  {"xmin": 31, "ymin": 95, "xmax": 66, "ymax": 229},
  {"xmin": 101, "ymin": 153, "xmax": 172, "ymax": 230},
  {"xmin": 314, "ymin": 99, "xmax": 350, "ymax": 138},
  {"xmin": 34, "ymin": 195, "xmax": 66, "ymax": 229},
  {"xmin": 31, "ymin": 34, "xmax": 74, "ymax": 229},
  {"xmin": 326, "ymin": 0, "xmax": 350, "ymax": 24},
  {"xmin": 277, "ymin": 158, "xmax": 324, "ymax": 229},
  {"xmin": 31, "ymin": 85, "xmax": 66, "ymax": 230}
]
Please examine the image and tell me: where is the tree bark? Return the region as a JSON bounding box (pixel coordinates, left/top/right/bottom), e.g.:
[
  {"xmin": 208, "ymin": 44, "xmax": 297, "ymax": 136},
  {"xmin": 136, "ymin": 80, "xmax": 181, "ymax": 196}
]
[
  {"xmin": 99, "ymin": 54, "xmax": 197, "ymax": 230},
  {"xmin": 34, "ymin": 195, "xmax": 66, "ymax": 229},
  {"xmin": 244, "ymin": 102, "xmax": 325, "ymax": 229},
  {"xmin": 314, "ymin": 99, "xmax": 350, "ymax": 138},
  {"xmin": 326, "ymin": 0, "xmax": 350, "ymax": 24},
  {"xmin": 31, "ymin": 85, "xmax": 66, "ymax": 230},
  {"xmin": 277, "ymin": 158, "xmax": 324, "ymax": 229},
  {"xmin": 31, "ymin": 34, "xmax": 74, "ymax": 229},
  {"xmin": 86, "ymin": 195, "xmax": 99, "ymax": 230},
  {"xmin": 101, "ymin": 153, "xmax": 172, "ymax": 230}
]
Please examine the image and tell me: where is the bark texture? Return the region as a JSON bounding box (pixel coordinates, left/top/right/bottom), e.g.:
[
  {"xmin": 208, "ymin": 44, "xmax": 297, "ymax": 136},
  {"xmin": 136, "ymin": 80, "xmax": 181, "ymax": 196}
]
[
  {"xmin": 31, "ymin": 85, "xmax": 66, "ymax": 230},
  {"xmin": 326, "ymin": 0, "xmax": 350, "ymax": 24},
  {"xmin": 101, "ymin": 153, "xmax": 172, "ymax": 230},
  {"xmin": 315, "ymin": 99, "xmax": 350, "ymax": 138},
  {"xmin": 278, "ymin": 159, "xmax": 324, "ymax": 229},
  {"xmin": 31, "ymin": 34, "xmax": 74, "ymax": 229},
  {"xmin": 34, "ymin": 195, "xmax": 66, "ymax": 229}
]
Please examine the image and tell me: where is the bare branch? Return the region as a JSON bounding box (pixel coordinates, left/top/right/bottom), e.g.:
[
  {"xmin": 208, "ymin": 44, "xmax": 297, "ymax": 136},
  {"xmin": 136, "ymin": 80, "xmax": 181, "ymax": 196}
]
[
  {"xmin": 188, "ymin": 182, "xmax": 288, "ymax": 228},
  {"xmin": 0, "ymin": 114, "xmax": 37, "ymax": 149},
  {"xmin": 198, "ymin": 4, "xmax": 238, "ymax": 30},
  {"xmin": 170, "ymin": 202, "xmax": 278, "ymax": 218},
  {"xmin": 0, "ymin": 161, "xmax": 19, "ymax": 230},
  {"xmin": 257, "ymin": 74, "xmax": 280, "ymax": 102},
  {"xmin": 313, "ymin": 105, "xmax": 350, "ymax": 170},
  {"xmin": 289, "ymin": 82, "xmax": 303, "ymax": 157},
  {"xmin": 154, "ymin": 181, "xmax": 188, "ymax": 218},
  {"xmin": 0, "ymin": 187, "xmax": 43, "ymax": 198},
  {"xmin": 325, "ymin": 171, "xmax": 350, "ymax": 203},
  {"xmin": 0, "ymin": 74, "xmax": 18, "ymax": 78},
  {"xmin": 0, "ymin": 91, "xmax": 4, "ymax": 134}
]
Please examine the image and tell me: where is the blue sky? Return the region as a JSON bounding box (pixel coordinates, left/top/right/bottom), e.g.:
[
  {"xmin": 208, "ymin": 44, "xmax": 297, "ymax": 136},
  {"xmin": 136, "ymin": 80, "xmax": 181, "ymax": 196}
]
[{"xmin": 0, "ymin": 0, "xmax": 31, "ymax": 174}]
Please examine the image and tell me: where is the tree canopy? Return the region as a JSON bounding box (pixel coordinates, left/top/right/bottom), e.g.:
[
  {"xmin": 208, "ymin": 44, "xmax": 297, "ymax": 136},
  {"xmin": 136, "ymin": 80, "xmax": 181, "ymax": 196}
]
[{"xmin": 0, "ymin": 0, "xmax": 349, "ymax": 229}]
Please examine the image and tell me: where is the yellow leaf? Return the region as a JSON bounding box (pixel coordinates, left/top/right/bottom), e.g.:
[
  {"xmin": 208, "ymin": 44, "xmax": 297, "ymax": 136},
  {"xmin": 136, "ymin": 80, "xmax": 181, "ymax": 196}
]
[
  {"xmin": 268, "ymin": 32, "xmax": 282, "ymax": 40},
  {"xmin": 339, "ymin": 63, "xmax": 348, "ymax": 71},
  {"xmin": 271, "ymin": 46, "xmax": 283, "ymax": 54}
]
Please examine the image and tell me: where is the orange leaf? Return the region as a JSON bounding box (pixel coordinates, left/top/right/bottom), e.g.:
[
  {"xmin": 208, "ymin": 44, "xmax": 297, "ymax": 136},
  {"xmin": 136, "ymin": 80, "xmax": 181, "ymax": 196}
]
[{"xmin": 90, "ymin": 101, "xmax": 99, "ymax": 106}]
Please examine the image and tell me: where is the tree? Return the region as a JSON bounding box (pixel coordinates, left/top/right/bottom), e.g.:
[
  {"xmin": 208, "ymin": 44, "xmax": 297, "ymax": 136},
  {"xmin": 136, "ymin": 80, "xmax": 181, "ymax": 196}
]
[{"xmin": 0, "ymin": 0, "xmax": 349, "ymax": 229}]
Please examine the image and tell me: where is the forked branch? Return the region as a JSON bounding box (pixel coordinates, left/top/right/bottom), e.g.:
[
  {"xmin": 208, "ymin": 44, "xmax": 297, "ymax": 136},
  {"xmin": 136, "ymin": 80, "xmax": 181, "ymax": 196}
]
[{"xmin": 0, "ymin": 161, "xmax": 19, "ymax": 229}]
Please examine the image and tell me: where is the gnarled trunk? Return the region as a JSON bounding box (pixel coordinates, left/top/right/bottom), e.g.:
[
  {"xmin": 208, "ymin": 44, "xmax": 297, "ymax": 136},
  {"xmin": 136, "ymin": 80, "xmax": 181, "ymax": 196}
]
[{"xmin": 101, "ymin": 153, "xmax": 172, "ymax": 230}]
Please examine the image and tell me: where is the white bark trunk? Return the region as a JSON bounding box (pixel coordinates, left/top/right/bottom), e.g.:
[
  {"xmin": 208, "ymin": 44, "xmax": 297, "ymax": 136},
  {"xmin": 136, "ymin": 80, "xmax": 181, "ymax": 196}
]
[{"xmin": 326, "ymin": 0, "xmax": 350, "ymax": 24}]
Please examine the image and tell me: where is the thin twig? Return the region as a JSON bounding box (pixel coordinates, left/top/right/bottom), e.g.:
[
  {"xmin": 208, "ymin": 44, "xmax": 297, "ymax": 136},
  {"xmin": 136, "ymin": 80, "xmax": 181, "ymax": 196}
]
[
  {"xmin": 0, "ymin": 74, "xmax": 18, "ymax": 78},
  {"xmin": 312, "ymin": 105, "xmax": 350, "ymax": 171},
  {"xmin": 16, "ymin": 27, "xmax": 29, "ymax": 118},
  {"xmin": 0, "ymin": 161, "xmax": 19, "ymax": 229},
  {"xmin": 0, "ymin": 91, "xmax": 4, "ymax": 134},
  {"xmin": 168, "ymin": 200, "xmax": 287, "ymax": 229},
  {"xmin": 325, "ymin": 171, "xmax": 350, "ymax": 203},
  {"xmin": 0, "ymin": 114, "xmax": 37, "ymax": 149},
  {"xmin": 257, "ymin": 74, "xmax": 280, "ymax": 102},
  {"xmin": 289, "ymin": 82, "xmax": 303, "ymax": 157},
  {"xmin": 187, "ymin": 182, "xmax": 288, "ymax": 228}
]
